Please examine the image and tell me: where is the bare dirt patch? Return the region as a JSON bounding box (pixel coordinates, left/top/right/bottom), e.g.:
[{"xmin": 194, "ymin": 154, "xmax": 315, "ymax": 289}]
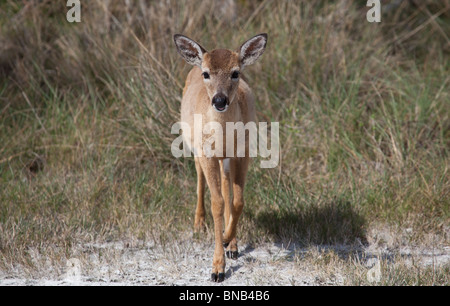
[{"xmin": 1, "ymin": 229, "xmax": 448, "ymax": 286}]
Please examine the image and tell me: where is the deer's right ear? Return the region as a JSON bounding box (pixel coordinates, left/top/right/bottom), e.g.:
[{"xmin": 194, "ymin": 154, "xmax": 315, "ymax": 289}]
[{"xmin": 174, "ymin": 34, "xmax": 207, "ymax": 67}]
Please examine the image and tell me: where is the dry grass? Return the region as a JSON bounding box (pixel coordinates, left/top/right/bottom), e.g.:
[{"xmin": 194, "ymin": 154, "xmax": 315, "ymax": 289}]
[{"xmin": 0, "ymin": 0, "xmax": 449, "ymax": 285}]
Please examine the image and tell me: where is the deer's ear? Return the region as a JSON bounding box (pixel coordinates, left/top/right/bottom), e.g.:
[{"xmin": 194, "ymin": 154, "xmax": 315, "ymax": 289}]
[
  {"xmin": 174, "ymin": 34, "xmax": 207, "ymax": 67},
  {"xmin": 239, "ymin": 33, "xmax": 267, "ymax": 68}
]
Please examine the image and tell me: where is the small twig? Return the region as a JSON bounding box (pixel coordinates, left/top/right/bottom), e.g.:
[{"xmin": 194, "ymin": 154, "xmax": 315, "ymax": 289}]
[
  {"xmin": 389, "ymin": 7, "xmax": 448, "ymax": 46},
  {"xmin": 0, "ymin": 102, "xmax": 11, "ymax": 117},
  {"xmin": 22, "ymin": 92, "xmax": 48, "ymax": 135},
  {"xmin": 0, "ymin": 143, "xmax": 145, "ymax": 164},
  {"xmin": 0, "ymin": 144, "xmax": 78, "ymax": 164}
]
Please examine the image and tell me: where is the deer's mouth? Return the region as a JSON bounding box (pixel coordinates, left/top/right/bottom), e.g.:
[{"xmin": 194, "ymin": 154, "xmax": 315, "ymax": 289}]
[{"xmin": 214, "ymin": 104, "xmax": 228, "ymax": 112}]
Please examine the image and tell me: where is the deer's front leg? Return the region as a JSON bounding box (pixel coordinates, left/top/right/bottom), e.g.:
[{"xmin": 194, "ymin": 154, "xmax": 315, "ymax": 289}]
[
  {"xmin": 194, "ymin": 158, "xmax": 206, "ymax": 232},
  {"xmin": 199, "ymin": 157, "xmax": 226, "ymax": 282}
]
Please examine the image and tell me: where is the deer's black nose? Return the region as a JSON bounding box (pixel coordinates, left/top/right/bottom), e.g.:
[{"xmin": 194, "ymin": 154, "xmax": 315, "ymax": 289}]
[{"xmin": 212, "ymin": 93, "xmax": 229, "ymax": 112}]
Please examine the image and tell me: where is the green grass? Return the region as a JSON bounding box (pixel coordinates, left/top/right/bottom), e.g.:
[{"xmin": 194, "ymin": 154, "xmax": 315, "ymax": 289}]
[{"xmin": 0, "ymin": 0, "xmax": 448, "ymax": 285}]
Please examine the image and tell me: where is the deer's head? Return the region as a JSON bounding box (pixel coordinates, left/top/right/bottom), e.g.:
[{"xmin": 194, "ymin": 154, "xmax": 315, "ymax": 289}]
[{"xmin": 174, "ymin": 34, "xmax": 267, "ymax": 113}]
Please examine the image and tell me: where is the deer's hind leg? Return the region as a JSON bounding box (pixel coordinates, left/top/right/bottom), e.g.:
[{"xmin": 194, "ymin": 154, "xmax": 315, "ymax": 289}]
[
  {"xmin": 221, "ymin": 159, "xmax": 238, "ymax": 259},
  {"xmin": 223, "ymin": 157, "xmax": 249, "ymax": 259},
  {"xmin": 220, "ymin": 159, "xmax": 232, "ymax": 232}
]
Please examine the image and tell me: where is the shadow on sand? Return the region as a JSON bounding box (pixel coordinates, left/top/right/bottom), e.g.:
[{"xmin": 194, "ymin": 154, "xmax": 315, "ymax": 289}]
[{"xmin": 252, "ymin": 198, "xmax": 368, "ymax": 247}]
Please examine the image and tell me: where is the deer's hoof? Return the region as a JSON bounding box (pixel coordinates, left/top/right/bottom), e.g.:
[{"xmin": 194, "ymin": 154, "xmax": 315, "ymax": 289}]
[
  {"xmin": 226, "ymin": 250, "xmax": 239, "ymax": 260},
  {"xmin": 211, "ymin": 272, "xmax": 225, "ymax": 283}
]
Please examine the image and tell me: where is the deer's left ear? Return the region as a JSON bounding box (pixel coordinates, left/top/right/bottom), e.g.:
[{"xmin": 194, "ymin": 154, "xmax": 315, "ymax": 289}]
[
  {"xmin": 174, "ymin": 34, "xmax": 207, "ymax": 67},
  {"xmin": 239, "ymin": 33, "xmax": 268, "ymax": 68}
]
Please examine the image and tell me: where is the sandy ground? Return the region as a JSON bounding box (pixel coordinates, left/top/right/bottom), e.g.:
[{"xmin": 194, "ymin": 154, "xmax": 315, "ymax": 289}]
[{"xmin": 1, "ymin": 230, "xmax": 449, "ymax": 286}]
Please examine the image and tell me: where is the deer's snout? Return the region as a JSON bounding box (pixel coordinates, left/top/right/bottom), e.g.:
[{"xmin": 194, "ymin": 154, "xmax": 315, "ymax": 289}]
[{"xmin": 212, "ymin": 93, "xmax": 229, "ymax": 113}]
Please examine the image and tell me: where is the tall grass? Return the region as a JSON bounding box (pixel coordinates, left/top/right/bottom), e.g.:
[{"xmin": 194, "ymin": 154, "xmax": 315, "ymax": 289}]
[{"xmin": 0, "ymin": 0, "xmax": 448, "ymax": 281}]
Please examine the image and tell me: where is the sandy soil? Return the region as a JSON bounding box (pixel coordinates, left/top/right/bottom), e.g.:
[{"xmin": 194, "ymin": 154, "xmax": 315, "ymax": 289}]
[{"xmin": 1, "ymin": 231, "xmax": 448, "ymax": 286}]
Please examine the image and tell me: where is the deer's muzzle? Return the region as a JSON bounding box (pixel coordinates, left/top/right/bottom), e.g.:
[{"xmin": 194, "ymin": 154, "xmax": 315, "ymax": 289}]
[{"xmin": 212, "ymin": 93, "xmax": 229, "ymax": 112}]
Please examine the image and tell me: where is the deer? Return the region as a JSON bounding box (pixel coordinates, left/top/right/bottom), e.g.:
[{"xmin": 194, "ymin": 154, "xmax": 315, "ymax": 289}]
[{"xmin": 173, "ymin": 33, "xmax": 268, "ymax": 282}]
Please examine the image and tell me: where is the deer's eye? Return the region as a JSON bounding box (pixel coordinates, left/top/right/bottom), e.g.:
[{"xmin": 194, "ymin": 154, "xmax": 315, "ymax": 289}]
[
  {"xmin": 202, "ymin": 72, "xmax": 210, "ymax": 79},
  {"xmin": 231, "ymin": 71, "xmax": 240, "ymax": 80}
]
